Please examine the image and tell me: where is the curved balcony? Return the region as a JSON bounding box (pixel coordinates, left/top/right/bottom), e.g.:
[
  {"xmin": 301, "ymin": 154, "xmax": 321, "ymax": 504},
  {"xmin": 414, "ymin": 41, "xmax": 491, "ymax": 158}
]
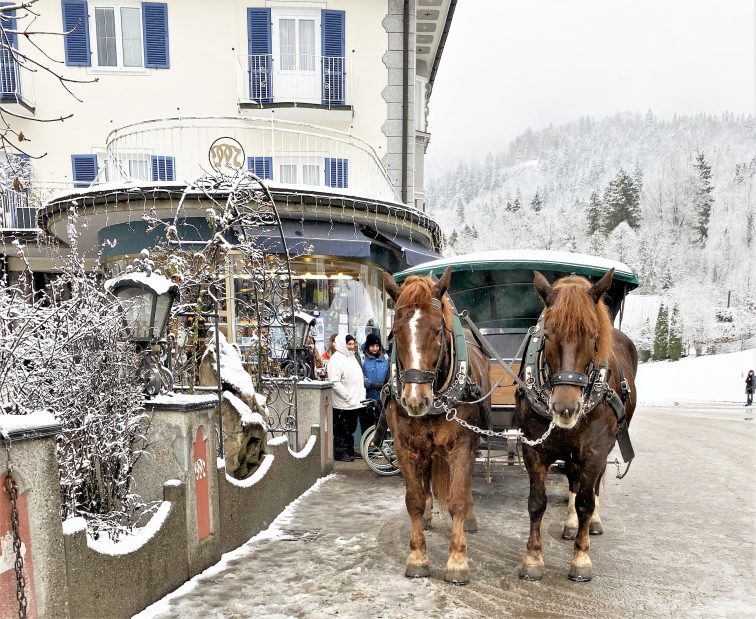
[{"xmin": 103, "ymin": 116, "xmax": 396, "ymax": 202}]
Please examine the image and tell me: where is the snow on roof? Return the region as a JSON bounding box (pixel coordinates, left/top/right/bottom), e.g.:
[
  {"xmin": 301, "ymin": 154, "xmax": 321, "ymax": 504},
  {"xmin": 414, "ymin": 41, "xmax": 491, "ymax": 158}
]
[
  {"xmin": 405, "ymin": 249, "xmax": 635, "ymax": 277},
  {"xmin": 104, "ymin": 270, "xmax": 179, "ymax": 296},
  {"xmin": 0, "ymin": 411, "xmax": 60, "ymax": 436}
]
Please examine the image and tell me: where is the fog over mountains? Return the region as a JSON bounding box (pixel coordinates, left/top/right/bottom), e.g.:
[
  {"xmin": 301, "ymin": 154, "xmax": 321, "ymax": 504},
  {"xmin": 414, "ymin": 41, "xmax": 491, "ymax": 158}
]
[{"xmin": 426, "ymin": 111, "xmax": 755, "ymax": 349}]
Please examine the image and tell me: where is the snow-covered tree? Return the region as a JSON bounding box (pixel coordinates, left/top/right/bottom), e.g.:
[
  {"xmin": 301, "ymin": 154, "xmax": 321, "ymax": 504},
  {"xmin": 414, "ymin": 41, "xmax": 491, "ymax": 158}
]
[
  {"xmin": 530, "ymin": 191, "xmax": 543, "ymax": 213},
  {"xmin": 602, "ymin": 168, "xmax": 641, "ymax": 232},
  {"xmin": 668, "ymin": 304, "xmax": 683, "ymax": 360},
  {"xmin": 586, "ymin": 191, "xmax": 603, "ymax": 236},
  {"xmin": 692, "ymin": 152, "xmax": 714, "ymax": 245},
  {"xmin": 652, "ymin": 304, "xmax": 669, "ymax": 361}
]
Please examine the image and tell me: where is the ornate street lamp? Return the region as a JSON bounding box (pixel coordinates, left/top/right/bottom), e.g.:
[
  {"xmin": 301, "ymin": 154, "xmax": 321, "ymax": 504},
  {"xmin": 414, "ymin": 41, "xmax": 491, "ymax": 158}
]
[{"xmin": 105, "ymin": 250, "xmax": 179, "ymax": 397}]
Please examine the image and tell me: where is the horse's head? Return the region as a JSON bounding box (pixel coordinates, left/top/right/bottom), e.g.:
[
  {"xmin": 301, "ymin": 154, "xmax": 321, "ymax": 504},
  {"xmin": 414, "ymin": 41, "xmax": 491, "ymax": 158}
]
[
  {"xmin": 383, "ymin": 267, "xmax": 453, "ymax": 417},
  {"xmin": 533, "ymin": 268, "xmax": 614, "ymax": 429}
]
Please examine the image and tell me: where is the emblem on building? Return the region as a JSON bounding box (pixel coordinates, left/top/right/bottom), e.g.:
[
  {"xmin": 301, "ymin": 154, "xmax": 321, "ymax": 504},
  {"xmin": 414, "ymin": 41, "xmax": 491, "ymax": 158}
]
[{"xmin": 208, "ymin": 137, "xmax": 245, "ymax": 175}]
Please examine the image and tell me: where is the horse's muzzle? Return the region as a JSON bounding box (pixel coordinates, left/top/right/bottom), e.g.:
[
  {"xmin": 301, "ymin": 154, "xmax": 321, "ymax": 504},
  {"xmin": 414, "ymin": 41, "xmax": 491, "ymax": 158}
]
[
  {"xmin": 550, "ymin": 385, "xmax": 583, "ymax": 429},
  {"xmin": 400, "ymin": 394, "xmax": 433, "ymax": 417}
]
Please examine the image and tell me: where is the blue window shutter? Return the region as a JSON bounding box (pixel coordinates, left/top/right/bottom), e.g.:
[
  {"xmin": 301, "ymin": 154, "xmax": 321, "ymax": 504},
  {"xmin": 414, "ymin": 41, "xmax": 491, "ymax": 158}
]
[
  {"xmin": 71, "ymin": 154, "xmax": 97, "ymax": 187},
  {"xmin": 0, "ymin": 4, "xmax": 17, "ymax": 97},
  {"xmin": 151, "ymin": 155, "xmax": 175, "ymax": 181},
  {"xmin": 62, "ymin": 1, "xmax": 90, "ymax": 67},
  {"xmin": 321, "ymin": 10, "xmax": 345, "ymax": 105},
  {"xmin": 247, "ymin": 8, "xmax": 271, "ymax": 104},
  {"xmin": 142, "ymin": 3, "xmax": 169, "ymax": 69},
  {"xmin": 247, "ymin": 157, "xmax": 272, "ymax": 180},
  {"xmin": 324, "ymin": 158, "xmax": 348, "ymax": 188}
]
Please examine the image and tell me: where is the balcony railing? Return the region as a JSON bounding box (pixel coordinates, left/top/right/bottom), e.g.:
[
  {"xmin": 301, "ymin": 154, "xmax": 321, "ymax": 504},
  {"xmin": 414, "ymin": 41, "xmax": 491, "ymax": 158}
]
[
  {"xmin": 0, "ymin": 189, "xmax": 36, "ymax": 229},
  {"xmin": 0, "ymin": 49, "xmax": 34, "ymax": 110},
  {"xmin": 237, "ymin": 54, "xmax": 350, "ymax": 107},
  {"xmin": 103, "ymin": 116, "xmax": 396, "ymax": 202}
]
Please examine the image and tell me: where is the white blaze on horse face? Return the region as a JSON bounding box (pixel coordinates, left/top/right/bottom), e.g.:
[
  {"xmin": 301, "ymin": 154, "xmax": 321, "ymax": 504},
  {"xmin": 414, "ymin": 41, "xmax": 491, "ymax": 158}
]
[{"xmin": 407, "ymin": 308, "xmax": 423, "ymax": 401}]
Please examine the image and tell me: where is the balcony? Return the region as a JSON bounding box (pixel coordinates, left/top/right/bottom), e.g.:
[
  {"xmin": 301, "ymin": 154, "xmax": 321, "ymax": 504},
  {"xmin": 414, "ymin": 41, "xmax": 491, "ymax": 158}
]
[
  {"xmin": 0, "ymin": 49, "xmax": 35, "ymax": 112},
  {"xmin": 237, "ymin": 54, "xmax": 351, "ymax": 109},
  {"xmin": 0, "ymin": 189, "xmax": 36, "ymax": 229},
  {"xmin": 102, "ymin": 116, "xmax": 395, "ymax": 202}
]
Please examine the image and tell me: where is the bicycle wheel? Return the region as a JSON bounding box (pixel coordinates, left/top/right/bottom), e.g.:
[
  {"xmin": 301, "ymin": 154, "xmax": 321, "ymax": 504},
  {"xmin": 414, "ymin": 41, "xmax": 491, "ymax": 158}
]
[{"xmin": 361, "ymin": 426, "xmax": 401, "ymax": 476}]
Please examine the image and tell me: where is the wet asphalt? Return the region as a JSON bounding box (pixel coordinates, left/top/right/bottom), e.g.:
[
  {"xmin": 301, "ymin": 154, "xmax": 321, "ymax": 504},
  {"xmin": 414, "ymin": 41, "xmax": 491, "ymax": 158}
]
[{"xmin": 148, "ymin": 404, "xmax": 755, "ymax": 619}]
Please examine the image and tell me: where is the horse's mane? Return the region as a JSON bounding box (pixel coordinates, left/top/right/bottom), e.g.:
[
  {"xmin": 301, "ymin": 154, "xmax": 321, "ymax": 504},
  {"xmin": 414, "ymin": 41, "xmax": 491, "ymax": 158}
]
[
  {"xmin": 546, "ymin": 276, "xmax": 613, "ymax": 363},
  {"xmin": 397, "ymin": 275, "xmax": 454, "ymax": 327}
]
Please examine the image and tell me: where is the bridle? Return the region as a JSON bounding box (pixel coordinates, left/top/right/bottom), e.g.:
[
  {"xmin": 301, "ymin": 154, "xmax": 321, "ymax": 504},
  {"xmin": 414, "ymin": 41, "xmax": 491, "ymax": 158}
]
[{"xmin": 394, "ymin": 297, "xmax": 450, "ymax": 391}]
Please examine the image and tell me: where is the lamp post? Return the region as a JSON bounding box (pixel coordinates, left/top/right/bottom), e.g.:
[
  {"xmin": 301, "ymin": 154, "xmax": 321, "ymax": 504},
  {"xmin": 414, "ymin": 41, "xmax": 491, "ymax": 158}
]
[{"xmin": 105, "ymin": 250, "xmax": 179, "ymax": 397}]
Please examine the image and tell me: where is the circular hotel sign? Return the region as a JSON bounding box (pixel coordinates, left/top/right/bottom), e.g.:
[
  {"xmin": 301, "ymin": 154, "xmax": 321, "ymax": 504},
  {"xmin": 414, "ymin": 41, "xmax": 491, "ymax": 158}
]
[{"xmin": 208, "ymin": 137, "xmax": 245, "ymax": 175}]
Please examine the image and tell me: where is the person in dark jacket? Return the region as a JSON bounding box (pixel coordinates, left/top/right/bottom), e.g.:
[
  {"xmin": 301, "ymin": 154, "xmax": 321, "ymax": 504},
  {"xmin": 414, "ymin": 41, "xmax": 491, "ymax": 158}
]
[
  {"xmin": 361, "ymin": 332, "xmax": 389, "ymax": 433},
  {"xmin": 746, "ymin": 369, "xmax": 754, "ymax": 406}
]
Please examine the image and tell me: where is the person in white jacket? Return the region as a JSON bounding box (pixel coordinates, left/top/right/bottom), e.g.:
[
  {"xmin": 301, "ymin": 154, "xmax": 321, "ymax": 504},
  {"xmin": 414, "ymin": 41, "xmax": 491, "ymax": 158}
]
[{"xmin": 327, "ymin": 333, "xmax": 366, "ymax": 461}]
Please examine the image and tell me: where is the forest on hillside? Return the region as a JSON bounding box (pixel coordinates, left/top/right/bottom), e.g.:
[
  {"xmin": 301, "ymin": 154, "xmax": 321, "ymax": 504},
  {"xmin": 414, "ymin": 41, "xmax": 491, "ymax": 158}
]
[{"xmin": 426, "ymin": 112, "xmax": 756, "ymax": 354}]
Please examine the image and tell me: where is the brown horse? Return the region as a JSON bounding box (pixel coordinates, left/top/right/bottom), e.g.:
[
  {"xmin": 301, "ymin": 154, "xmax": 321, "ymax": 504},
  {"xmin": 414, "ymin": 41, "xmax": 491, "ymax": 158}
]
[
  {"xmin": 383, "ymin": 268, "xmax": 491, "ymax": 585},
  {"xmin": 517, "ymin": 268, "xmax": 637, "ymax": 582}
]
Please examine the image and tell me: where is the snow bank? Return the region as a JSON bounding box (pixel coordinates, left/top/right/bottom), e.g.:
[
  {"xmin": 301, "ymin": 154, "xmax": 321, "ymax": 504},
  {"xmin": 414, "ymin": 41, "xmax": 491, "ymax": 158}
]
[{"xmin": 636, "ymin": 347, "xmax": 756, "ymax": 405}]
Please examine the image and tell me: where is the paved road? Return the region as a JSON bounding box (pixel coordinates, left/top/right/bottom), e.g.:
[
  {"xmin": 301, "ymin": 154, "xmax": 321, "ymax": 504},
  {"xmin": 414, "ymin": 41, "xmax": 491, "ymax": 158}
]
[{"xmin": 143, "ymin": 405, "xmax": 756, "ymax": 618}]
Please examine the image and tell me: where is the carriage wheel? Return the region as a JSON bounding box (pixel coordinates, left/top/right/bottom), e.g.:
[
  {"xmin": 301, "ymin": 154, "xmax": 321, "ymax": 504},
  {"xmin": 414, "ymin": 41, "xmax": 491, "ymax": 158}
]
[{"xmin": 361, "ymin": 425, "xmax": 401, "ymax": 476}]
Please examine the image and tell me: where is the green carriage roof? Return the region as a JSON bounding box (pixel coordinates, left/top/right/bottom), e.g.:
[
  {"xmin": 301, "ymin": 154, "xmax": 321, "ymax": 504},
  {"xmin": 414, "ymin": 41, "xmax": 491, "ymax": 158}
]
[{"xmin": 395, "ymin": 250, "xmax": 639, "ymax": 288}]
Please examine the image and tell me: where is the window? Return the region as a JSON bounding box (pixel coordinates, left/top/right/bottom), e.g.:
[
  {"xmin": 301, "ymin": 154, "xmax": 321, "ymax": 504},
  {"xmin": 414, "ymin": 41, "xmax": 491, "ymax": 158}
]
[
  {"xmin": 151, "ymin": 155, "xmax": 175, "ymax": 181},
  {"xmin": 278, "ymin": 17, "xmax": 315, "ymax": 72},
  {"xmin": 324, "ymin": 158, "xmax": 348, "ymax": 188},
  {"xmin": 92, "ymin": 4, "xmax": 143, "ymax": 68},
  {"xmin": 303, "ymin": 164, "xmax": 319, "ymax": 186},
  {"xmin": 248, "ymin": 156, "xmax": 273, "ymax": 180},
  {"xmin": 280, "ymin": 164, "xmax": 297, "ymax": 184}
]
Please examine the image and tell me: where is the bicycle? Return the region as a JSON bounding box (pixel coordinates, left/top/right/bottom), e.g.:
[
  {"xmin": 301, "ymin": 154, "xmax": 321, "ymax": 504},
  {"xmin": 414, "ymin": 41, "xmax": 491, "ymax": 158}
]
[{"xmin": 359, "ymin": 399, "xmax": 400, "ymax": 476}]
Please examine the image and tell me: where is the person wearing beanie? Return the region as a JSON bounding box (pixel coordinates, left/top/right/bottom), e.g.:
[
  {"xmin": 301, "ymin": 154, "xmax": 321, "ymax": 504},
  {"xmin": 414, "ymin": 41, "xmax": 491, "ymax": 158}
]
[
  {"xmin": 326, "ymin": 333, "xmax": 366, "ymax": 461},
  {"xmin": 361, "ymin": 333, "xmax": 389, "ymax": 434}
]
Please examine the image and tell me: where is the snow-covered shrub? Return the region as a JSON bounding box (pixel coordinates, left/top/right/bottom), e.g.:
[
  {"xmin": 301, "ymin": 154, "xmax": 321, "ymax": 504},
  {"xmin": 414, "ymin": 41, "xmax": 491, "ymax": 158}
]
[{"xmin": 0, "ymin": 212, "xmax": 148, "ymax": 540}]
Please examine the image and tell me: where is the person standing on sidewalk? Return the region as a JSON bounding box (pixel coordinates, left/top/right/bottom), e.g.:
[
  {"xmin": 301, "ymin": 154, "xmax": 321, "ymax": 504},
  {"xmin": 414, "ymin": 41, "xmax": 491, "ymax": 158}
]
[
  {"xmin": 361, "ymin": 333, "xmax": 389, "ymax": 434},
  {"xmin": 746, "ymin": 369, "xmax": 754, "ymax": 406},
  {"xmin": 327, "ymin": 333, "xmax": 366, "ymax": 461}
]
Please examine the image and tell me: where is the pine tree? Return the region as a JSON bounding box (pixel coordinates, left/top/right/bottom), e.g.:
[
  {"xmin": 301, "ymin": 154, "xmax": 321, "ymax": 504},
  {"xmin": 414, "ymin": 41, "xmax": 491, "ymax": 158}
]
[
  {"xmin": 586, "ymin": 191, "xmax": 603, "ymax": 235},
  {"xmin": 652, "ymin": 304, "xmax": 669, "ymax": 361},
  {"xmin": 511, "ymin": 196, "xmax": 521, "ymax": 212},
  {"xmin": 692, "ymin": 152, "xmax": 714, "ymax": 245},
  {"xmin": 668, "ymin": 304, "xmax": 683, "ymax": 360},
  {"xmin": 531, "ymin": 191, "xmax": 543, "ymax": 213},
  {"xmin": 602, "ymin": 168, "xmax": 641, "ymax": 231}
]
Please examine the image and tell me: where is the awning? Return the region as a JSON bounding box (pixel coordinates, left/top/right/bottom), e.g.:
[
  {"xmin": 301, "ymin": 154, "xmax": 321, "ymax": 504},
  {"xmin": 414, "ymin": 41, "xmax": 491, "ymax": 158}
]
[
  {"xmin": 245, "ymin": 221, "xmax": 372, "ymax": 259},
  {"xmin": 381, "ymin": 234, "xmax": 440, "ymax": 268}
]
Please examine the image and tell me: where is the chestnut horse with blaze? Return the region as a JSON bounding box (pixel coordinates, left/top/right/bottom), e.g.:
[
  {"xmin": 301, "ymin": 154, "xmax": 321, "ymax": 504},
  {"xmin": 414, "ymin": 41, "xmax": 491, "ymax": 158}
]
[
  {"xmin": 383, "ymin": 268, "xmax": 491, "ymax": 585},
  {"xmin": 517, "ymin": 268, "xmax": 637, "ymax": 582}
]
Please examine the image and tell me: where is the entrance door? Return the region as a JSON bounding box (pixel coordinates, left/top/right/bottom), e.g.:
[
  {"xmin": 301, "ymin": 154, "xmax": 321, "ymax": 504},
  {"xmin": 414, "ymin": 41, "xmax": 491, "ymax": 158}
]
[{"xmin": 272, "ymin": 12, "xmax": 320, "ymax": 103}]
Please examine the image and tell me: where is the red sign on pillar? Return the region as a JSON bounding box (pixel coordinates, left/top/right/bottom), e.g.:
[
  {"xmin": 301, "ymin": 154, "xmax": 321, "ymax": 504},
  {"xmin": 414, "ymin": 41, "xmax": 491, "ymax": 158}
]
[
  {"xmin": 0, "ymin": 474, "xmax": 37, "ymax": 619},
  {"xmin": 322, "ymin": 397, "xmax": 330, "ymax": 463},
  {"xmin": 193, "ymin": 428, "xmax": 211, "ymax": 541}
]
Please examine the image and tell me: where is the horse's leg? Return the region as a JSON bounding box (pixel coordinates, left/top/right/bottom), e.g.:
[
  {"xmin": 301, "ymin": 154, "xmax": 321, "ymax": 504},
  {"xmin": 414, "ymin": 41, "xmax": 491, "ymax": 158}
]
[
  {"xmin": 464, "ymin": 475, "xmax": 478, "ymax": 533},
  {"xmin": 403, "ymin": 459, "xmax": 432, "ymax": 578},
  {"xmin": 562, "ymin": 457, "xmax": 580, "ymax": 540},
  {"xmin": 589, "ymin": 467, "xmax": 605, "ymax": 535},
  {"xmin": 444, "ymin": 447, "xmax": 474, "ymax": 584},
  {"xmin": 423, "ymin": 492, "xmax": 433, "ymax": 530},
  {"xmin": 519, "ymin": 447, "xmax": 549, "ymax": 581},
  {"xmin": 568, "ymin": 463, "xmax": 602, "ymax": 582}
]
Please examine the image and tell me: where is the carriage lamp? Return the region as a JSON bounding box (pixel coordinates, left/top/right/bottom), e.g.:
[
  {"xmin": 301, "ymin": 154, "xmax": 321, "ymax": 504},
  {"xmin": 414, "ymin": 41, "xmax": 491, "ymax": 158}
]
[{"xmin": 105, "ymin": 249, "xmax": 179, "ymax": 397}]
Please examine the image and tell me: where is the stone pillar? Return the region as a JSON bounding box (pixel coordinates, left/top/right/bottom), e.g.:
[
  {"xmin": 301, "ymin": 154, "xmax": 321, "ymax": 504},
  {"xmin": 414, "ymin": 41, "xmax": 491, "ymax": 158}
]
[
  {"xmin": 295, "ymin": 381, "xmax": 333, "ymax": 475},
  {"xmin": 135, "ymin": 393, "xmax": 222, "ymax": 577},
  {"xmin": 0, "ymin": 412, "xmax": 68, "ymax": 618}
]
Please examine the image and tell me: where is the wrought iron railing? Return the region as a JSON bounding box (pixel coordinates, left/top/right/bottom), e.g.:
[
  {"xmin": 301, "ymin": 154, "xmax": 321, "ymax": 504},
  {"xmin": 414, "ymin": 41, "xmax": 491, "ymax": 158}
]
[
  {"xmin": 0, "ymin": 48, "xmax": 34, "ymax": 109},
  {"xmin": 238, "ymin": 53, "xmax": 350, "ymax": 106},
  {"xmin": 0, "ymin": 189, "xmax": 35, "ymax": 229}
]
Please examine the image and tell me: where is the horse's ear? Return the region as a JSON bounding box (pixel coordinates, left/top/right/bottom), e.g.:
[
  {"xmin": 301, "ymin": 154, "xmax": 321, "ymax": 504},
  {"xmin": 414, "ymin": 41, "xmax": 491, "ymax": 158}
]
[
  {"xmin": 533, "ymin": 271, "xmax": 555, "ymax": 307},
  {"xmin": 383, "ymin": 272, "xmax": 401, "ymax": 302},
  {"xmin": 590, "ymin": 268, "xmax": 614, "ymax": 304},
  {"xmin": 433, "ymin": 267, "xmax": 453, "ymax": 299}
]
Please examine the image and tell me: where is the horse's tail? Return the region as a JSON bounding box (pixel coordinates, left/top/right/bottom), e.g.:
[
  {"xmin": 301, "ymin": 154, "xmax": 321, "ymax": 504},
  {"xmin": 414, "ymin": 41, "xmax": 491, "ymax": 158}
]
[{"xmin": 431, "ymin": 454, "xmax": 450, "ymax": 508}]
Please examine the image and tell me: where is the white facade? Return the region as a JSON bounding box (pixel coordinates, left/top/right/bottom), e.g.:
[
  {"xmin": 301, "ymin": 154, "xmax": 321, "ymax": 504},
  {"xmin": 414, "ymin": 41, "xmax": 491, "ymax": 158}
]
[{"xmin": 0, "ymin": 0, "xmax": 455, "ymax": 215}]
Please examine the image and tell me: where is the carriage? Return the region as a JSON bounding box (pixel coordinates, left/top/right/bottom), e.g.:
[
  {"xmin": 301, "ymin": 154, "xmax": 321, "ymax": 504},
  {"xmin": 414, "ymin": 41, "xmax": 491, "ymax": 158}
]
[{"xmin": 363, "ymin": 250, "xmax": 639, "ymax": 476}]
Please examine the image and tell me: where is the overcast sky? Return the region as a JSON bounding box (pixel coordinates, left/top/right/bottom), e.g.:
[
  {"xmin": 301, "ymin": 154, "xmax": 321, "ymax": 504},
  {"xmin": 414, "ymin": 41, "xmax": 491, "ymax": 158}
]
[{"xmin": 426, "ymin": 0, "xmax": 756, "ymax": 174}]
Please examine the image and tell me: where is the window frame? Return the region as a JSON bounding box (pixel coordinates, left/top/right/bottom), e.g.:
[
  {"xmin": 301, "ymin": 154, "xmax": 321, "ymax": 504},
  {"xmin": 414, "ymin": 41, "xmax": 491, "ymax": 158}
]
[{"xmin": 89, "ymin": 1, "xmax": 147, "ymax": 73}]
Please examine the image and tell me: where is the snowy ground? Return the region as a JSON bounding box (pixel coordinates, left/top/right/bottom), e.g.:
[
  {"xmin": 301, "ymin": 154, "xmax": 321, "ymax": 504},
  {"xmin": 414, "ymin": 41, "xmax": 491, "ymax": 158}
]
[{"xmin": 636, "ymin": 347, "xmax": 756, "ymax": 406}]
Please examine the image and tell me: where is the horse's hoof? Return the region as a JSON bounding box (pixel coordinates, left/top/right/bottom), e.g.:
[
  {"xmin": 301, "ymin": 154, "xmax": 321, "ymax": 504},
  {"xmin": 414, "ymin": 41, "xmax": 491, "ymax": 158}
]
[
  {"xmin": 422, "ymin": 518, "xmax": 432, "ymax": 531},
  {"xmin": 444, "ymin": 569, "xmax": 469, "ymax": 585},
  {"xmin": 589, "ymin": 522, "xmax": 603, "ymax": 535},
  {"xmin": 519, "ymin": 565, "xmax": 543, "ymax": 581},
  {"xmin": 562, "ymin": 526, "xmax": 577, "ymax": 540},
  {"xmin": 464, "ymin": 517, "xmax": 478, "ymax": 533},
  {"xmin": 405, "ymin": 564, "xmax": 430, "ymax": 579},
  {"xmin": 568, "ymin": 565, "xmax": 593, "ymax": 582}
]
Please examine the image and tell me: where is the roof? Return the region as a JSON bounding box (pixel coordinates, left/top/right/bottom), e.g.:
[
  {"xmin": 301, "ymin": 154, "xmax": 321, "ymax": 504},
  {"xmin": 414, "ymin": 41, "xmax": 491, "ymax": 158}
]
[{"xmin": 396, "ymin": 249, "xmax": 639, "ymax": 286}]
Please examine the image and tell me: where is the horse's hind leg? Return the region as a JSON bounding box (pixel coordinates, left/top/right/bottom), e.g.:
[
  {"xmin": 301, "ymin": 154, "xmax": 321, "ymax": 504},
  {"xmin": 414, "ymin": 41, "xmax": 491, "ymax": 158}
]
[
  {"xmin": 423, "ymin": 493, "xmax": 433, "ymax": 531},
  {"xmin": 464, "ymin": 478, "xmax": 478, "ymax": 533},
  {"xmin": 589, "ymin": 467, "xmax": 605, "ymax": 536},
  {"xmin": 519, "ymin": 448, "xmax": 549, "ymax": 581},
  {"xmin": 562, "ymin": 458, "xmax": 580, "ymax": 540}
]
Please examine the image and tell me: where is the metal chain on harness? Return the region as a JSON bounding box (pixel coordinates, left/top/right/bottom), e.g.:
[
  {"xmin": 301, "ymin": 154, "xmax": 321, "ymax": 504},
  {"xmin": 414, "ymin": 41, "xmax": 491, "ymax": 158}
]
[{"xmin": 3, "ymin": 433, "xmax": 28, "ymax": 619}]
